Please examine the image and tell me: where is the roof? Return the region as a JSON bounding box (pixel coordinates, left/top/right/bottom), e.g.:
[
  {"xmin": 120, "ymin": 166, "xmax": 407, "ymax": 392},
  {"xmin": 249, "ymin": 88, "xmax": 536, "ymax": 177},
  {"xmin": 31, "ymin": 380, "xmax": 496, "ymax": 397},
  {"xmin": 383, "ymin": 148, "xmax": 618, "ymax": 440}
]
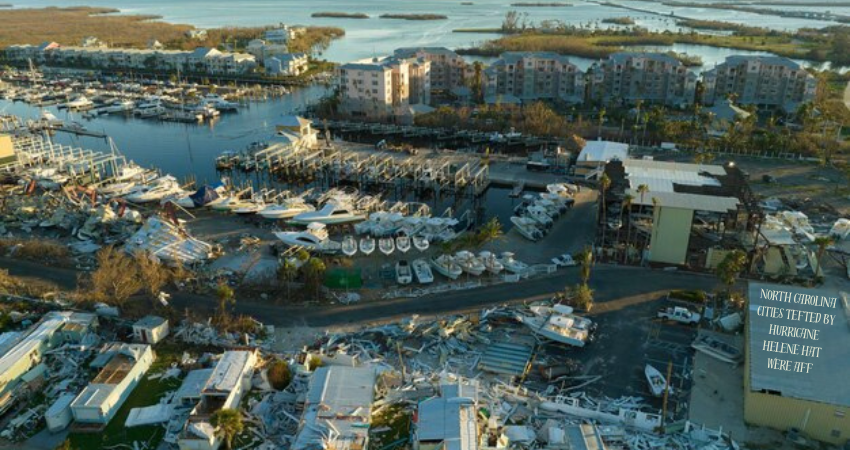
[
  {"xmin": 394, "ymin": 47, "xmax": 460, "ymax": 58},
  {"xmin": 203, "ymin": 351, "xmax": 255, "ymax": 394},
  {"xmin": 175, "ymin": 369, "xmax": 214, "ymax": 402},
  {"xmin": 721, "ymin": 55, "xmax": 804, "ymax": 70},
  {"xmin": 622, "ymin": 159, "xmax": 724, "ymax": 193},
  {"xmin": 627, "ymin": 189, "xmax": 739, "ymax": 213},
  {"xmin": 0, "ymin": 312, "xmax": 71, "ymax": 381},
  {"xmin": 705, "ymin": 99, "xmax": 751, "ymax": 122},
  {"xmin": 417, "ymin": 380, "xmax": 479, "ymax": 450},
  {"xmin": 608, "ymin": 51, "xmax": 681, "ymax": 66},
  {"xmin": 294, "ymin": 366, "xmax": 377, "ymax": 450},
  {"xmin": 578, "ymin": 140, "xmax": 629, "ymax": 162},
  {"xmin": 564, "ymin": 424, "xmax": 608, "ymax": 450},
  {"xmin": 494, "ymin": 51, "xmax": 576, "ymax": 67},
  {"xmin": 46, "ymin": 393, "xmax": 76, "ymax": 418},
  {"xmin": 747, "ymin": 283, "xmax": 850, "ymax": 407},
  {"xmin": 134, "ymin": 315, "xmax": 167, "ymax": 329}
]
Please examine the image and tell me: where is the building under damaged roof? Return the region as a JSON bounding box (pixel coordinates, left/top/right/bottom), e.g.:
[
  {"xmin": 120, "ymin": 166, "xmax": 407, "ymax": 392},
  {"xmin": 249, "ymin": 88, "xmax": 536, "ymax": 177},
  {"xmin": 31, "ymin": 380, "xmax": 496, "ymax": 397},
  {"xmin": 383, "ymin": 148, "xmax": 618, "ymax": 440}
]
[
  {"xmin": 293, "ymin": 366, "xmax": 378, "ymax": 450},
  {"xmin": 415, "ymin": 379, "xmax": 480, "ymax": 450}
]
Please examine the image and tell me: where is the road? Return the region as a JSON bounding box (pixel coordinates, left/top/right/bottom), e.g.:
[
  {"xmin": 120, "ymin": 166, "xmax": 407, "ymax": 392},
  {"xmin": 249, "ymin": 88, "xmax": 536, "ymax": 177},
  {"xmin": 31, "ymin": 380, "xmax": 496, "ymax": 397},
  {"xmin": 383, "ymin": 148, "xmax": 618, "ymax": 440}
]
[{"xmin": 0, "ymin": 257, "xmax": 720, "ymax": 327}]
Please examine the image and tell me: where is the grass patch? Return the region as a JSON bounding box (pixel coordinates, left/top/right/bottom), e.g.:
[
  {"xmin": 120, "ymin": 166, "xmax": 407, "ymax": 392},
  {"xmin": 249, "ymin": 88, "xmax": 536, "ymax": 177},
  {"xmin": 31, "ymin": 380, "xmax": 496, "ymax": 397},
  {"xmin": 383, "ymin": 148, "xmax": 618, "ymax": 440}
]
[{"xmin": 0, "ymin": 238, "xmax": 71, "ymax": 266}]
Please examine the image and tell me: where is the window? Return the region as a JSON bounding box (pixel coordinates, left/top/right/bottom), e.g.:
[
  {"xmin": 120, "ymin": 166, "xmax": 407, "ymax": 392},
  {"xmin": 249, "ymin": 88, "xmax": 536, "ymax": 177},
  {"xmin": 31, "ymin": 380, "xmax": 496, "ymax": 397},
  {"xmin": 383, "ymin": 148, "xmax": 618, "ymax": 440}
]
[{"xmin": 831, "ymin": 430, "xmax": 841, "ymax": 438}]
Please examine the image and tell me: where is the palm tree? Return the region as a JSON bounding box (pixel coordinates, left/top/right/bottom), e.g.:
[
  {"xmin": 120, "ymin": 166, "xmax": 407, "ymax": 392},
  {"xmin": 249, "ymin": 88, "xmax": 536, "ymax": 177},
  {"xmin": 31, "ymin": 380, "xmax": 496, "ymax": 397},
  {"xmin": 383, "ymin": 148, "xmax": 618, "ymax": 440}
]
[
  {"xmin": 278, "ymin": 259, "xmax": 298, "ymax": 299},
  {"xmin": 813, "ymin": 236, "xmax": 835, "ymax": 277},
  {"xmin": 211, "ymin": 409, "xmax": 243, "ymax": 450},
  {"xmin": 715, "ymin": 250, "xmax": 747, "ymax": 291},
  {"xmin": 621, "ymin": 193, "xmax": 634, "ymax": 263},
  {"xmin": 476, "ymin": 217, "xmax": 503, "ymax": 247},
  {"xmin": 300, "ymin": 257, "xmax": 327, "ymax": 300},
  {"xmin": 577, "ymin": 247, "xmax": 593, "ymax": 285},
  {"xmin": 597, "ymin": 107, "xmax": 606, "ymax": 138},
  {"xmin": 599, "ymin": 173, "xmax": 611, "ymax": 249}
]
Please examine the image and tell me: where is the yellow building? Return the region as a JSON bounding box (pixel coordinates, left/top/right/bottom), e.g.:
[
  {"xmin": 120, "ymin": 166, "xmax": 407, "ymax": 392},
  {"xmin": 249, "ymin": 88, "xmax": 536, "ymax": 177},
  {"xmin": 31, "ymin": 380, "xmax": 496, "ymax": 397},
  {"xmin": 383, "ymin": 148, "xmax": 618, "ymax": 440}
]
[
  {"xmin": 0, "ymin": 134, "xmax": 15, "ymax": 166},
  {"xmin": 744, "ymin": 283, "xmax": 850, "ymax": 446}
]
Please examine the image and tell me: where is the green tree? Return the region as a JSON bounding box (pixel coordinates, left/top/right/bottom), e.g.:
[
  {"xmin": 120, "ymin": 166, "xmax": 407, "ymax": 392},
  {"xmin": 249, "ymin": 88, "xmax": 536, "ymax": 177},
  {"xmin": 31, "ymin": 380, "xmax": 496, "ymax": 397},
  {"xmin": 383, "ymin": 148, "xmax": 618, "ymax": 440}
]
[
  {"xmin": 475, "ymin": 217, "xmax": 503, "ymax": 247},
  {"xmin": 570, "ymin": 283, "xmax": 594, "ymax": 312},
  {"xmin": 267, "ymin": 360, "xmax": 292, "ymax": 390},
  {"xmin": 715, "ymin": 250, "xmax": 747, "ymax": 289},
  {"xmin": 211, "ymin": 409, "xmax": 243, "ymax": 450},
  {"xmin": 577, "ymin": 247, "xmax": 593, "ymax": 285},
  {"xmin": 813, "ymin": 235, "xmax": 835, "ymax": 277},
  {"xmin": 277, "ymin": 259, "xmax": 298, "ymax": 298},
  {"xmin": 300, "ymin": 257, "xmax": 327, "ymax": 299},
  {"xmin": 215, "ymin": 281, "xmax": 235, "ymax": 317}
]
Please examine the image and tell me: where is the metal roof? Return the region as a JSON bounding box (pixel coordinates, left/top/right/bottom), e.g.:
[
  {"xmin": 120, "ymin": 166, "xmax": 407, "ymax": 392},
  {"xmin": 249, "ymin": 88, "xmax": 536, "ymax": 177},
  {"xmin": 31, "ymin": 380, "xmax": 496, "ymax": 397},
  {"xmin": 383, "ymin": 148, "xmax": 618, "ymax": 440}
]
[
  {"xmin": 578, "ymin": 141, "xmax": 629, "ymax": 163},
  {"xmin": 175, "ymin": 369, "xmax": 214, "ymax": 402},
  {"xmin": 747, "ymin": 283, "xmax": 850, "ymax": 407},
  {"xmin": 479, "ymin": 342, "xmax": 531, "ymax": 376},
  {"xmin": 626, "ymin": 189, "xmax": 739, "ymax": 213},
  {"xmin": 204, "ymin": 351, "xmax": 255, "ymax": 394}
]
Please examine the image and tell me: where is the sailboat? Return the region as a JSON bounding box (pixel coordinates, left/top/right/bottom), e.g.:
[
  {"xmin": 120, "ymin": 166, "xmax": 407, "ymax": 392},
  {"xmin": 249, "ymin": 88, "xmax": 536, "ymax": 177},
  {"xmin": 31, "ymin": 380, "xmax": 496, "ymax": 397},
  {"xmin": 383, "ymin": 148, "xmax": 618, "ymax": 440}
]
[{"xmin": 645, "ymin": 364, "xmax": 673, "ymax": 397}]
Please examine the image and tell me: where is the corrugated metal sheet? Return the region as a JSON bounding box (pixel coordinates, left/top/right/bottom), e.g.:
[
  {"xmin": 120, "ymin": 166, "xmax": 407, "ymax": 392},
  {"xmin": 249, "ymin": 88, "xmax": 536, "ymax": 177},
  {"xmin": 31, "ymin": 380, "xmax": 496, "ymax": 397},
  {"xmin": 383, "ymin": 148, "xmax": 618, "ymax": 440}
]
[{"xmin": 479, "ymin": 342, "xmax": 531, "ymax": 376}]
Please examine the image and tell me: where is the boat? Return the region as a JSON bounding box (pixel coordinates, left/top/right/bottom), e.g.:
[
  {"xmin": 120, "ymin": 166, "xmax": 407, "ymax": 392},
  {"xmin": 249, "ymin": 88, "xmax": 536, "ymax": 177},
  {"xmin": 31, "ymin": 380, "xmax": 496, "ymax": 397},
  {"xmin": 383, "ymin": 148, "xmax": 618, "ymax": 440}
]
[
  {"xmin": 124, "ymin": 176, "xmax": 185, "ymax": 203},
  {"xmin": 510, "ymin": 216, "xmax": 544, "ymax": 241},
  {"xmin": 546, "ymin": 183, "xmax": 576, "ymax": 198},
  {"xmin": 453, "ymin": 250, "xmax": 485, "ymax": 276},
  {"xmin": 258, "ymin": 197, "xmax": 315, "ymax": 219},
  {"xmin": 526, "ymin": 205, "xmax": 554, "ymax": 228},
  {"xmin": 412, "ymin": 235, "xmax": 430, "ymax": 251},
  {"xmin": 341, "ymin": 235, "xmax": 358, "ymax": 256},
  {"xmin": 292, "ymin": 199, "xmax": 366, "ymax": 225},
  {"xmin": 134, "ymin": 98, "xmax": 166, "ymax": 118},
  {"xmin": 691, "ymin": 335, "xmax": 742, "ymax": 364},
  {"xmin": 412, "ymin": 259, "xmax": 434, "ymax": 284},
  {"xmin": 430, "ymin": 255, "xmax": 462, "ymax": 280},
  {"xmin": 516, "ymin": 304, "xmax": 594, "ymax": 347},
  {"xmin": 211, "ymin": 193, "xmax": 257, "ymax": 212},
  {"xmin": 396, "ymin": 235, "xmax": 411, "ymax": 253},
  {"xmin": 498, "ymin": 252, "xmax": 529, "ymax": 274},
  {"xmin": 231, "ymin": 194, "xmax": 265, "ymax": 215},
  {"xmin": 102, "ymin": 99, "xmax": 135, "ymax": 114},
  {"xmin": 203, "ymin": 93, "xmax": 239, "ymax": 111},
  {"xmin": 273, "ymin": 222, "xmax": 341, "ymax": 254},
  {"xmin": 478, "ymin": 251, "xmax": 504, "ymax": 274},
  {"xmin": 378, "ymin": 237, "xmax": 395, "ymax": 255},
  {"xmin": 65, "ymin": 96, "xmax": 94, "ymax": 110},
  {"xmin": 395, "ymin": 260, "xmax": 413, "ymax": 285},
  {"xmin": 359, "ymin": 237, "xmax": 375, "ymax": 255},
  {"xmin": 645, "ymin": 364, "xmax": 673, "ymax": 397}
]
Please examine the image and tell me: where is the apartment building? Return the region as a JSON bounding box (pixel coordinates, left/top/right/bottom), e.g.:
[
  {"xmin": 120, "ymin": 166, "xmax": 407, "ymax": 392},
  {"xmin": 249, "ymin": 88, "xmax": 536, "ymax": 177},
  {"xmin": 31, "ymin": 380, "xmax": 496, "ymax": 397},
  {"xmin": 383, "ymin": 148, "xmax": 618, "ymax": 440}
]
[
  {"xmin": 588, "ymin": 52, "xmax": 697, "ymax": 107},
  {"xmin": 483, "ymin": 52, "xmax": 584, "ymax": 104},
  {"xmin": 393, "ymin": 47, "xmax": 467, "ymax": 94},
  {"xmin": 338, "ymin": 56, "xmax": 431, "ymax": 121},
  {"xmin": 4, "ymin": 43, "xmax": 257, "ymax": 76},
  {"xmin": 246, "ymin": 38, "xmax": 290, "ymax": 63},
  {"xmin": 702, "ymin": 55, "xmax": 817, "ymax": 111},
  {"xmin": 265, "ymin": 53, "xmax": 309, "ymax": 76},
  {"xmin": 263, "ymin": 24, "xmax": 305, "ymax": 45}
]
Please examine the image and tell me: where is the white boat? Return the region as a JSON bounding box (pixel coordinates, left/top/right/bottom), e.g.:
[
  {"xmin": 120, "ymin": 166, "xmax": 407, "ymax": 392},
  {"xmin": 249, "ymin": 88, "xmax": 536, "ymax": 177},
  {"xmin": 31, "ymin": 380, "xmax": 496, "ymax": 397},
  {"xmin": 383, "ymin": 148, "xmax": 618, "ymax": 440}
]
[
  {"xmin": 341, "ymin": 235, "xmax": 358, "ymax": 256},
  {"xmin": 258, "ymin": 197, "xmax": 316, "ymax": 219},
  {"xmin": 830, "ymin": 218, "xmax": 850, "ymax": 241},
  {"xmin": 645, "ymin": 364, "xmax": 673, "ymax": 397},
  {"xmin": 511, "ymin": 216, "xmax": 544, "ymax": 242},
  {"xmin": 430, "ymin": 255, "xmax": 462, "ymax": 280},
  {"xmin": 102, "ymin": 99, "xmax": 135, "ymax": 114},
  {"xmin": 454, "ymin": 250, "xmax": 485, "ymax": 276},
  {"xmin": 273, "ymin": 222, "xmax": 341, "ymax": 254},
  {"xmin": 134, "ymin": 98, "xmax": 166, "ymax": 118},
  {"xmin": 396, "ymin": 235, "xmax": 411, "ymax": 253},
  {"xmin": 526, "ymin": 205, "xmax": 554, "ymax": 227},
  {"xmin": 114, "ymin": 164, "xmax": 148, "ymax": 182},
  {"xmin": 547, "ymin": 183, "xmax": 576, "ymax": 197},
  {"xmin": 292, "ymin": 200, "xmax": 366, "ymax": 225},
  {"xmin": 498, "ymin": 252, "xmax": 529, "ymax": 274},
  {"xmin": 124, "ymin": 176, "xmax": 184, "ymax": 203},
  {"xmin": 203, "ymin": 93, "xmax": 239, "ymax": 111},
  {"xmin": 231, "ymin": 194, "xmax": 265, "ymax": 215},
  {"xmin": 412, "ymin": 259, "xmax": 434, "ymax": 284},
  {"xmin": 65, "ymin": 96, "xmax": 94, "ymax": 110},
  {"xmin": 478, "ymin": 251, "xmax": 504, "ymax": 275},
  {"xmin": 412, "ymin": 235, "xmax": 430, "ymax": 251},
  {"xmin": 516, "ymin": 304, "xmax": 593, "ymax": 347},
  {"xmin": 396, "ymin": 260, "xmax": 413, "ymax": 285},
  {"xmin": 378, "ymin": 237, "xmax": 395, "ymax": 255},
  {"xmin": 212, "ymin": 195, "xmax": 256, "ymax": 212},
  {"xmin": 359, "ymin": 237, "xmax": 375, "ymax": 255}
]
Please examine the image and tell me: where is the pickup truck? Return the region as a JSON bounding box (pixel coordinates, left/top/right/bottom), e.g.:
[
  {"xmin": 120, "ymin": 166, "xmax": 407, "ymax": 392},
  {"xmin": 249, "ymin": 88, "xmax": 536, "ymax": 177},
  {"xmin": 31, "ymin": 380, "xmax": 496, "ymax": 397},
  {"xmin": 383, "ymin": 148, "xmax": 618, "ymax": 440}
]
[{"xmin": 657, "ymin": 306, "xmax": 701, "ymax": 325}]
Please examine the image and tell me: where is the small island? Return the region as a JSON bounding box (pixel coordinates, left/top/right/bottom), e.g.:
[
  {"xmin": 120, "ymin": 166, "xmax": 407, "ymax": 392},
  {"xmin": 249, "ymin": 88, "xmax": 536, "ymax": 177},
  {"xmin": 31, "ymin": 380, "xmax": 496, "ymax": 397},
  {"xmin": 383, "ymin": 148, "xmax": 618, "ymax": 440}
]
[
  {"xmin": 510, "ymin": 2, "xmax": 572, "ymax": 6},
  {"xmin": 379, "ymin": 13, "xmax": 448, "ymax": 20},
  {"xmin": 461, "ymin": 1, "xmax": 474, "ymax": 4},
  {"xmin": 311, "ymin": 12, "xmax": 369, "ymax": 19},
  {"xmin": 602, "ymin": 17, "xmax": 636, "ymax": 25}
]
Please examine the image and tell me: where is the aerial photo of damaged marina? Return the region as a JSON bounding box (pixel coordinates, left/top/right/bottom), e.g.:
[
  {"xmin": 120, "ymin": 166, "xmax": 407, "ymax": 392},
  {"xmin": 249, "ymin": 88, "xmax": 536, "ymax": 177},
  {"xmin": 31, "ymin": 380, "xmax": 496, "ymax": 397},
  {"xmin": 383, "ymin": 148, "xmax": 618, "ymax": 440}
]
[{"xmin": 0, "ymin": 0, "xmax": 849, "ymax": 449}]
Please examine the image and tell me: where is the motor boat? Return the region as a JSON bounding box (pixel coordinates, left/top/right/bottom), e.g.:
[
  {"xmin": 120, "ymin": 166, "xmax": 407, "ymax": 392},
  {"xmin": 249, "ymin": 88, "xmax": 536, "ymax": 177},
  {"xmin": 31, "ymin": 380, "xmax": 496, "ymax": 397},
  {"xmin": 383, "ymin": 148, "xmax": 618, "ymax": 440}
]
[
  {"xmin": 454, "ymin": 250, "xmax": 485, "ymax": 276},
  {"xmin": 134, "ymin": 98, "xmax": 166, "ymax": 118},
  {"xmin": 124, "ymin": 176, "xmax": 185, "ymax": 203},
  {"xmin": 341, "ymin": 235, "xmax": 358, "ymax": 256},
  {"xmin": 412, "ymin": 259, "xmax": 434, "ymax": 284},
  {"xmin": 645, "ymin": 364, "xmax": 673, "ymax": 397},
  {"xmin": 526, "ymin": 205, "xmax": 554, "ymax": 228},
  {"xmin": 552, "ymin": 253, "xmax": 577, "ymax": 267},
  {"xmin": 396, "ymin": 260, "xmax": 413, "ymax": 285},
  {"xmin": 359, "ymin": 237, "xmax": 375, "ymax": 255},
  {"xmin": 830, "ymin": 218, "xmax": 850, "ymax": 241},
  {"xmin": 102, "ymin": 99, "xmax": 135, "ymax": 114},
  {"xmin": 258, "ymin": 197, "xmax": 315, "ymax": 219},
  {"xmin": 396, "ymin": 235, "xmax": 411, "ymax": 253},
  {"xmin": 516, "ymin": 304, "xmax": 594, "ymax": 347},
  {"xmin": 478, "ymin": 251, "xmax": 504, "ymax": 275},
  {"xmin": 498, "ymin": 252, "xmax": 529, "ymax": 274},
  {"xmin": 537, "ymin": 198, "xmax": 566, "ymax": 215},
  {"xmin": 65, "ymin": 95, "xmax": 94, "ymax": 110},
  {"xmin": 166, "ymin": 183, "xmax": 228, "ymax": 209},
  {"xmin": 231, "ymin": 194, "xmax": 265, "ymax": 215},
  {"xmin": 292, "ymin": 199, "xmax": 366, "ymax": 225},
  {"xmin": 511, "ymin": 216, "xmax": 544, "ymax": 241},
  {"xmin": 546, "ymin": 183, "xmax": 576, "ymax": 198},
  {"xmin": 30, "ymin": 167, "xmax": 69, "ymax": 190},
  {"xmin": 203, "ymin": 93, "xmax": 239, "ymax": 111},
  {"xmin": 430, "ymin": 255, "xmax": 462, "ymax": 280},
  {"xmin": 273, "ymin": 222, "xmax": 341, "ymax": 254},
  {"xmin": 378, "ymin": 237, "xmax": 395, "ymax": 255},
  {"xmin": 412, "ymin": 235, "xmax": 430, "ymax": 251}
]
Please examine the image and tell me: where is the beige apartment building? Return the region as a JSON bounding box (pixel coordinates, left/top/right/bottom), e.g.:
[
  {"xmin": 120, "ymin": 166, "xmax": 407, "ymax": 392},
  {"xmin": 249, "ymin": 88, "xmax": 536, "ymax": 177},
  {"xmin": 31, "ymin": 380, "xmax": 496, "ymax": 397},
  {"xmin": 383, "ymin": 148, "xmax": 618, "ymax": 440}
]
[
  {"xmin": 483, "ymin": 51, "xmax": 584, "ymax": 104},
  {"xmin": 702, "ymin": 55, "xmax": 817, "ymax": 112},
  {"xmin": 393, "ymin": 47, "xmax": 467, "ymax": 94},
  {"xmin": 338, "ymin": 56, "xmax": 431, "ymax": 121},
  {"xmin": 588, "ymin": 52, "xmax": 697, "ymax": 107}
]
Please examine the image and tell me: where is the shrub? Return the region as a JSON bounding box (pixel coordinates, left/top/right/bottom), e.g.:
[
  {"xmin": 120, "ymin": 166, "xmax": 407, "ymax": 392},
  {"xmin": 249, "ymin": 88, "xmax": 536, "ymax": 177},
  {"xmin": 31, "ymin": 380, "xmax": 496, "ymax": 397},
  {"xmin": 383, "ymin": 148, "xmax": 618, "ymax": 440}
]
[{"xmin": 267, "ymin": 360, "xmax": 291, "ymax": 390}]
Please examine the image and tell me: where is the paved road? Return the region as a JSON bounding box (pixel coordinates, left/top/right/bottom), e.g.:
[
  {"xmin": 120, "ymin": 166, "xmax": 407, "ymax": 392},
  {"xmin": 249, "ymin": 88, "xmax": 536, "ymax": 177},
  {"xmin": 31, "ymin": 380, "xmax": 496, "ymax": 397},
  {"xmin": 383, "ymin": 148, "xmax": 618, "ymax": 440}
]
[{"xmin": 0, "ymin": 257, "xmax": 720, "ymax": 327}]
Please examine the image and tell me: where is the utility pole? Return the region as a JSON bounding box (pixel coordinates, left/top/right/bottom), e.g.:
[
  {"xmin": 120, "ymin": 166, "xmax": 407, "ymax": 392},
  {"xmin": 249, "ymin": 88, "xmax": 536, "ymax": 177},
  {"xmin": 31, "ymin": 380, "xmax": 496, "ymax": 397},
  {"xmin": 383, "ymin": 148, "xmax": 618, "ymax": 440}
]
[{"xmin": 661, "ymin": 360, "xmax": 673, "ymax": 430}]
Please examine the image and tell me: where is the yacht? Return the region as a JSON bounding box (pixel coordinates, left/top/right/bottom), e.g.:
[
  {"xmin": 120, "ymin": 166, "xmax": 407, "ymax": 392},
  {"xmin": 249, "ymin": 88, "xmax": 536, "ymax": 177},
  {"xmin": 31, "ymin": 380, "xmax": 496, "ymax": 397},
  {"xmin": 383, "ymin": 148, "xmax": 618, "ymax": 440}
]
[
  {"xmin": 258, "ymin": 198, "xmax": 315, "ymax": 220},
  {"xmin": 395, "ymin": 260, "xmax": 413, "ymax": 285},
  {"xmin": 412, "ymin": 259, "xmax": 434, "ymax": 284},
  {"xmin": 498, "ymin": 252, "xmax": 529, "ymax": 274},
  {"xmin": 292, "ymin": 199, "xmax": 366, "ymax": 225},
  {"xmin": 65, "ymin": 96, "xmax": 94, "ymax": 110},
  {"xmin": 211, "ymin": 189, "xmax": 256, "ymax": 212},
  {"xmin": 516, "ymin": 304, "xmax": 594, "ymax": 347},
  {"xmin": 168, "ymin": 183, "xmax": 229, "ymax": 209},
  {"xmin": 510, "ymin": 216, "xmax": 544, "ymax": 241},
  {"xmin": 453, "ymin": 251, "xmax": 485, "ymax": 276},
  {"xmin": 124, "ymin": 176, "xmax": 185, "ymax": 203},
  {"xmin": 430, "ymin": 255, "xmax": 462, "ymax": 280},
  {"xmin": 274, "ymin": 223, "xmax": 341, "ymax": 254},
  {"xmin": 203, "ymin": 94, "xmax": 239, "ymax": 111},
  {"xmin": 134, "ymin": 98, "xmax": 166, "ymax": 118},
  {"xmin": 102, "ymin": 99, "xmax": 135, "ymax": 114},
  {"xmin": 231, "ymin": 194, "xmax": 265, "ymax": 215}
]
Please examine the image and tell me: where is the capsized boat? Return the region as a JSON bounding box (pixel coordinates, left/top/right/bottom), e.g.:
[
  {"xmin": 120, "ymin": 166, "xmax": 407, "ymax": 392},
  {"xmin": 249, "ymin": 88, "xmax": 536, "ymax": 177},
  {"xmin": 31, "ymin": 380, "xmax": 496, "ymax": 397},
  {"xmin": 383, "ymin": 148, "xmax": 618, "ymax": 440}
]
[
  {"xmin": 645, "ymin": 364, "xmax": 673, "ymax": 397},
  {"xmin": 359, "ymin": 236, "xmax": 375, "ymax": 255},
  {"xmin": 690, "ymin": 335, "xmax": 742, "ymax": 364},
  {"xmin": 341, "ymin": 235, "xmax": 358, "ymax": 257},
  {"xmin": 412, "ymin": 258, "xmax": 434, "ymax": 284},
  {"xmin": 396, "ymin": 260, "xmax": 413, "ymax": 285},
  {"xmin": 273, "ymin": 222, "xmax": 341, "ymax": 253},
  {"xmin": 516, "ymin": 304, "xmax": 594, "ymax": 347},
  {"xmin": 396, "ymin": 235, "xmax": 411, "ymax": 253},
  {"xmin": 430, "ymin": 255, "xmax": 462, "ymax": 280}
]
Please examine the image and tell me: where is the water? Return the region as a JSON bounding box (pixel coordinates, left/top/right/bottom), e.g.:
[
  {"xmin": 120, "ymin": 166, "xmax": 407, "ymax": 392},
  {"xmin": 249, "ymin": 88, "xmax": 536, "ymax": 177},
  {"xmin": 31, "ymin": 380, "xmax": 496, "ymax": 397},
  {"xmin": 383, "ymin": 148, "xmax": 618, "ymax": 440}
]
[{"xmin": 11, "ymin": 0, "xmax": 845, "ymax": 63}]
